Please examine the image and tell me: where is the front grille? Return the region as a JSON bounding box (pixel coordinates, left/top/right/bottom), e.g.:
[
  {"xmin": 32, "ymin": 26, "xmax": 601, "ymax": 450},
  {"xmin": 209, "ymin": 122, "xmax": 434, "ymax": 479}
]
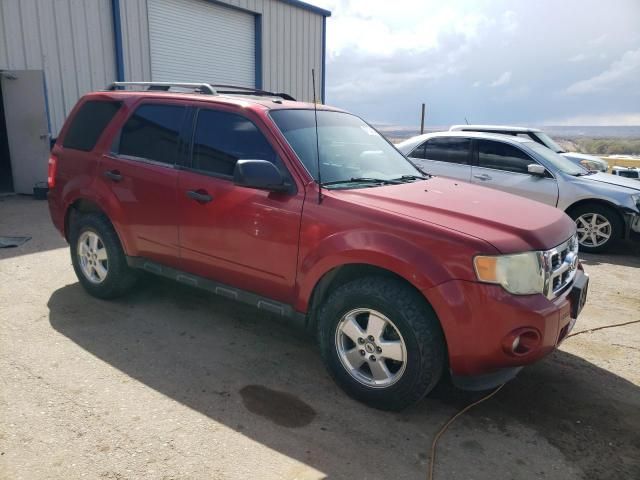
[{"xmin": 543, "ymin": 235, "xmax": 579, "ymax": 299}]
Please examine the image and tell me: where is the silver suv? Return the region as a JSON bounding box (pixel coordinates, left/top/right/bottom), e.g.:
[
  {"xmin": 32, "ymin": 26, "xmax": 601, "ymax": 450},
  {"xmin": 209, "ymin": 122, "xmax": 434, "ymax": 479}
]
[
  {"xmin": 449, "ymin": 125, "xmax": 608, "ymax": 172},
  {"xmin": 397, "ymin": 131, "xmax": 640, "ymax": 253}
]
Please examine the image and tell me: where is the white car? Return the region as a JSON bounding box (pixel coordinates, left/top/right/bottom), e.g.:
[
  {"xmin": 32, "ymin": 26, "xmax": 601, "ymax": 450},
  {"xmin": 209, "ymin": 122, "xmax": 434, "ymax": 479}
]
[
  {"xmin": 397, "ymin": 131, "xmax": 640, "ymax": 253},
  {"xmin": 449, "ymin": 125, "xmax": 608, "ymax": 172},
  {"xmin": 611, "ymin": 166, "xmax": 640, "ymax": 180}
]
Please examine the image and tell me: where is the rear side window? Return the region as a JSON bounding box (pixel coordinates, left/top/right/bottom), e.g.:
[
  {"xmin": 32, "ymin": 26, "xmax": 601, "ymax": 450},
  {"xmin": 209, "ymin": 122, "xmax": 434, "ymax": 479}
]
[
  {"xmin": 63, "ymin": 100, "xmax": 121, "ymax": 151},
  {"xmin": 477, "ymin": 140, "xmax": 533, "ymax": 174},
  {"xmin": 118, "ymin": 104, "xmax": 186, "ymax": 165},
  {"xmin": 422, "ymin": 137, "xmax": 471, "ymax": 164},
  {"xmin": 191, "ymin": 109, "xmax": 278, "ymax": 177}
]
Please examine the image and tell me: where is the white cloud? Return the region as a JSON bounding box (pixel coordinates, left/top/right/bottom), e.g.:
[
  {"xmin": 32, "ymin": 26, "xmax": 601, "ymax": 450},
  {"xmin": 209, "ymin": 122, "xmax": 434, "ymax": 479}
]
[
  {"xmin": 569, "ymin": 53, "xmax": 587, "ymax": 62},
  {"xmin": 490, "ymin": 71, "xmax": 512, "ymax": 87},
  {"xmin": 543, "ymin": 113, "xmax": 640, "ymax": 126},
  {"xmin": 501, "ymin": 11, "xmax": 518, "ymax": 33},
  {"xmin": 566, "ymin": 48, "xmax": 640, "ymax": 94}
]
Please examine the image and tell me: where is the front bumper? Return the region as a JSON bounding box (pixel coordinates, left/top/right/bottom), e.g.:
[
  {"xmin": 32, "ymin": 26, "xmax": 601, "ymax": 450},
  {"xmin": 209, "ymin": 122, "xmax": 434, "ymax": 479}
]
[{"xmin": 424, "ymin": 270, "xmax": 587, "ymax": 388}]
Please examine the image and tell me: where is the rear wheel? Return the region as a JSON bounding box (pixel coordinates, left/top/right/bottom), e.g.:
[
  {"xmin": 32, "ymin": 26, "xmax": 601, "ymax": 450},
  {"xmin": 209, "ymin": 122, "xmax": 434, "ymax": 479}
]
[
  {"xmin": 69, "ymin": 213, "xmax": 137, "ymax": 299},
  {"xmin": 568, "ymin": 203, "xmax": 621, "ymax": 253},
  {"xmin": 317, "ymin": 276, "xmax": 445, "ymax": 411}
]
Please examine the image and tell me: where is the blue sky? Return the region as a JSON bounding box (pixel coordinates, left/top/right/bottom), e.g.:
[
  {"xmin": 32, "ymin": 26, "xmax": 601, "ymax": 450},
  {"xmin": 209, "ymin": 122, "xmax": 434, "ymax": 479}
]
[{"xmin": 313, "ymin": 0, "xmax": 640, "ymax": 127}]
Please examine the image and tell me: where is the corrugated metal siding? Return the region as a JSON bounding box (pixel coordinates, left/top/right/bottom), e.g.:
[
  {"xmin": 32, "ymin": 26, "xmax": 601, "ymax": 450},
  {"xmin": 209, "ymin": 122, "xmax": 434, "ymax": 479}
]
[
  {"xmin": 0, "ymin": 0, "xmax": 116, "ymax": 134},
  {"xmin": 118, "ymin": 0, "xmax": 325, "ymax": 102},
  {"xmin": 147, "ymin": 0, "xmax": 255, "ymax": 86}
]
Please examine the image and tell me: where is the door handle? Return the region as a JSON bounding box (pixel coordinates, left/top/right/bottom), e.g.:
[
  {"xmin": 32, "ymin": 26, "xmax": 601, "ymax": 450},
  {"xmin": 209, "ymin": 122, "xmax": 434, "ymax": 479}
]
[
  {"xmin": 473, "ymin": 173, "xmax": 492, "ymax": 181},
  {"xmin": 186, "ymin": 190, "xmax": 213, "ymax": 204},
  {"xmin": 104, "ymin": 169, "xmax": 123, "ymax": 182}
]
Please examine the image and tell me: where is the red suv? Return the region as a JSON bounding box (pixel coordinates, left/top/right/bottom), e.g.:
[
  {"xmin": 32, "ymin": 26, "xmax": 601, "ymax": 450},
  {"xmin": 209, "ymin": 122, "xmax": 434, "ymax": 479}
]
[{"xmin": 48, "ymin": 82, "xmax": 589, "ymax": 410}]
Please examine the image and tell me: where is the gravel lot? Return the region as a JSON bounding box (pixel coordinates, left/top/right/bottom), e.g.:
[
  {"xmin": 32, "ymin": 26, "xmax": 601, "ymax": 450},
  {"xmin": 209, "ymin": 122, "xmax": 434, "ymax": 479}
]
[{"xmin": 1, "ymin": 195, "xmax": 639, "ymax": 480}]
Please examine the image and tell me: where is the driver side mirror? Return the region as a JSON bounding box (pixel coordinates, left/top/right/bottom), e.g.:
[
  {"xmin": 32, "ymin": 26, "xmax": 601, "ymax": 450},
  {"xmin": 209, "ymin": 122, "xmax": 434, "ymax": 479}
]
[
  {"xmin": 527, "ymin": 164, "xmax": 547, "ymax": 177},
  {"xmin": 233, "ymin": 159, "xmax": 290, "ymax": 192}
]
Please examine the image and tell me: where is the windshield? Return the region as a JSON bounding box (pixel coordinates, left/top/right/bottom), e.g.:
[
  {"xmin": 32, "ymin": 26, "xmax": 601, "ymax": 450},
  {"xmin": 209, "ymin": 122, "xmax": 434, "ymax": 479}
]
[
  {"xmin": 534, "ymin": 132, "xmax": 564, "ymax": 153},
  {"xmin": 527, "ymin": 142, "xmax": 587, "ymax": 175},
  {"xmin": 269, "ymin": 109, "xmax": 422, "ymax": 187}
]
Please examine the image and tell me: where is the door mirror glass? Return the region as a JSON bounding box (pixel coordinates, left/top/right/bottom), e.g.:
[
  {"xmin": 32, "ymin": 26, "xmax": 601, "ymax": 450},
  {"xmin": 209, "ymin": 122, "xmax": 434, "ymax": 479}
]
[
  {"xmin": 233, "ymin": 159, "xmax": 289, "ymax": 192},
  {"xmin": 527, "ymin": 164, "xmax": 547, "ymax": 176}
]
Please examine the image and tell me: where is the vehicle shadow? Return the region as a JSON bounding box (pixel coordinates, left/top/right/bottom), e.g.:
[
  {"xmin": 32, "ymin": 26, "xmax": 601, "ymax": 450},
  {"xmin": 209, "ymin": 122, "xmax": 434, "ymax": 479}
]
[
  {"xmin": 579, "ymin": 240, "xmax": 640, "ymax": 268},
  {"xmin": 48, "ymin": 279, "xmax": 640, "ymax": 480}
]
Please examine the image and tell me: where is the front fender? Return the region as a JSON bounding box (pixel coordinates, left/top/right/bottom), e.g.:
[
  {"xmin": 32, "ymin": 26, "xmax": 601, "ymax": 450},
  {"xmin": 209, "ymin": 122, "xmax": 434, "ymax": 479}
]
[{"xmin": 294, "ymin": 229, "xmax": 475, "ymax": 312}]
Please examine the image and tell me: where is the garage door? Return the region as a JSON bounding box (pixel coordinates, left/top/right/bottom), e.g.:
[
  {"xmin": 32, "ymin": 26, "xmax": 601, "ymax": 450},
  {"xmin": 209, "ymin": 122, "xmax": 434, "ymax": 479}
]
[{"xmin": 147, "ymin": 0, "xmax": 255, "ymax": 87}]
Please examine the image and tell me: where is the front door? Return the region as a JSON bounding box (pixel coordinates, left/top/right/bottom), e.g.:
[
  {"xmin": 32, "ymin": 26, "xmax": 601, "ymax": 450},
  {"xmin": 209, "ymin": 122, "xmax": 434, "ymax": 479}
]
[
  {"xmin": 472, "ymin": 139, "xmax": 559, "ymax": 206},
  {"xmin": 177, "ymin": 107, "xmax": 303, "ymax": 304},
  {"xmin": 408, "ymin": 137, "xmax": 472, "ymax": 182},
  {"xmin": 0, "ymin": 70, "xmax": 50, "ymax": 194}
]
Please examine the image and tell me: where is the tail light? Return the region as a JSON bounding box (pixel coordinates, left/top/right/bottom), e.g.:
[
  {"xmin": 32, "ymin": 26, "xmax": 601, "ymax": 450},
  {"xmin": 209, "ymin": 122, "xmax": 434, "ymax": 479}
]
[{"xmin": 48, "ymin": 154, "xmax": 58, "ymax": 189}]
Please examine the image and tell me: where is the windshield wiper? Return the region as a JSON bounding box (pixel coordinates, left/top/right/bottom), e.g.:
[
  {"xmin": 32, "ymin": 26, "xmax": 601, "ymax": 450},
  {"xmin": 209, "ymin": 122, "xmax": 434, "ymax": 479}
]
[
  {"xmin": 574, "ymin": 171, "xmax": 597, "ymax": 176},
  {"xmin": 392, "ymin": 174, "xmax": 430, "ymax": 182},
  {"xmin": 322, "ymin": 177, "xmax": 402, "ymax": 187}
]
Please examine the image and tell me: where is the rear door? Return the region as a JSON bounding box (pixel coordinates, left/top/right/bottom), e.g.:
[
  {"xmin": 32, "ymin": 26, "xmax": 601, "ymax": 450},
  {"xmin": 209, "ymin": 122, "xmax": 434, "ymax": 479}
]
[
  {"xmin": 98, "ymin": 101, "xmax": 186, "ymax": 267},
  {"xmin": 176, "ymin": 105, "xmax": 304, "ymax": 304},
  {"xmin": 471, "ymin": 139, "xmax": 559, "ymax": 206},
  {"xmin": 407, "ymin": 137, "xmax": 472, "ymax": 181}
]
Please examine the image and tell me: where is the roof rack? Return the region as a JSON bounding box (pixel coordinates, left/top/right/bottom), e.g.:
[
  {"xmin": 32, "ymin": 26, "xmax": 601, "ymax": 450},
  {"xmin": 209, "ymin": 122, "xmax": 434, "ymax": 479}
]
[
  {"xmin": 106, "ymin": 81, "xmax": 217, "ymax": 95},
  {"xmin": 211, "ymin": 84, "xmax": 296, "ymax": 101}
]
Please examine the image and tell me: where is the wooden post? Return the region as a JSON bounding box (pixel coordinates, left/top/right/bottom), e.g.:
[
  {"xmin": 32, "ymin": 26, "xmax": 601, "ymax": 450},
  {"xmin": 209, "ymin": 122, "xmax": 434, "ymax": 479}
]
[{"xmin": 420, "ymin": 103, "xmax": 426, "ymax": 134}]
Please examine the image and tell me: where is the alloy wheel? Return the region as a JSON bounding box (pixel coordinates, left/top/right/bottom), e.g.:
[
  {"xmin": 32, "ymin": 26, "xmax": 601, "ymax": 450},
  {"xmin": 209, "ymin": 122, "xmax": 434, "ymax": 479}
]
[
  {"xmin": 335, "ymin": 308, "xmax": 407, "ymax": 388},
  {"xmin": 77, "ymin": 231, "xmax": 109, "ymax": 284},
  {"xmin": 575, "ymin": 213, "xmax": 612, "ymax": 248}
]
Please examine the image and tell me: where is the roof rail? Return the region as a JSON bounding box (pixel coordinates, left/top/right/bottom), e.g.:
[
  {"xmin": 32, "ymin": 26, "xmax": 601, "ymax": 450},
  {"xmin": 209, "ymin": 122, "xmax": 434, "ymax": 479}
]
[
  {"xmin": 106, "ymin": 82, "xmax": 217, "ymax": 95},
  {"xmin": 211, "ymin": 84, "xmax": 296, "ymax": 101}
]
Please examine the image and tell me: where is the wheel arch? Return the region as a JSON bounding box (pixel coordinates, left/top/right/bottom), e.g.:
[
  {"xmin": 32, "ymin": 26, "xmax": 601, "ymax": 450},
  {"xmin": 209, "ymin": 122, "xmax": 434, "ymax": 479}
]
[
  {"xmin": 304, "ymin": 263, "xmax": 444, "ymax": 336},
  {"xmin": 565, "ymin": 198, "xmax": 626, "ymax": 238},
  {"xmin": 64, "ymin": 198, "xmax": 131, "ymax": 254}
]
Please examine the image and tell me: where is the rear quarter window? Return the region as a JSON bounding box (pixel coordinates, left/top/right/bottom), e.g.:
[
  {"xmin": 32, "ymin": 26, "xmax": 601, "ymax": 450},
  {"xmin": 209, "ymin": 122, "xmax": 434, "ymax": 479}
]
[{"xmin": 63, "ymin": 100, "xmax": 122, "ymax": 151}]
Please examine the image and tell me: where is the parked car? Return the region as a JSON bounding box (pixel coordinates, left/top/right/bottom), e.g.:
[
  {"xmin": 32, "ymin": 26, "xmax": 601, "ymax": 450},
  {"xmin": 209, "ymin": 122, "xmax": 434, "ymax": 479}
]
[
  {"xmin": 611, "ymin": 165, "xmax": 640, "ymax": 180},
  {"xmin": 449, "ymin": 125, "xmax": 609, "ymax": 172},
  {"xmin": 48, "ymin": 82, "xmax": 588, "ymax": 411},
  {"xmin": 397, "ymin": 131, "xmax": 640, "ymax": 253}
]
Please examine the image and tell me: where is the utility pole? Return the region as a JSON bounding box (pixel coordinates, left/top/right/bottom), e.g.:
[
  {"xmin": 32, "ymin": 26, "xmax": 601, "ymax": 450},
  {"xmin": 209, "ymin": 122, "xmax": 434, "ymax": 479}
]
[{"xmin": 420, "ymin": 103, "xmax": 426, "ymax": 134}]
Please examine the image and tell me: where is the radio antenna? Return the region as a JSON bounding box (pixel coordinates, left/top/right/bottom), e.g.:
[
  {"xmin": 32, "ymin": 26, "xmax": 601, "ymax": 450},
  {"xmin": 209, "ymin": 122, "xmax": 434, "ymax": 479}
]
[{"xmin": 312, "ymin": 69, "xmax": 322, "ymax": 204}]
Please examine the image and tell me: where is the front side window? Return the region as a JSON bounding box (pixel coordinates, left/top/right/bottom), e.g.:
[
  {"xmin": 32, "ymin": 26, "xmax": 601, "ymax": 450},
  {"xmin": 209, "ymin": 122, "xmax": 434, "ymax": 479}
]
[
  {"xmin": 191, "ymin": 109, "xmax": 279, "ymax": 177},
  {"xmin": 118, "ymin": 104, "xmax": 186, "ymax": 165},
  {"xmin": 477, "ymin": 140, "xmax": 535, "ymax": 174},
  {"xmin": 423, "ymin": 137, "xmax": 471, "ymax": 165},
  {"xmin": 270, "ymin": 109, "xmax": 421, "ymax": 187},
  {"xmin": 63, "ymin": 100, "xmax": 122, "ymax": 151}
]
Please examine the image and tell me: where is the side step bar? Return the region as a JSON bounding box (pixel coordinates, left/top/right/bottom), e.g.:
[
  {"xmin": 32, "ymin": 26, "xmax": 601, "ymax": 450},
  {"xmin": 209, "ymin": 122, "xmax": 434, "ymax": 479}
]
[{"xmin": 126, "ymin": 256, "xmax": 307, "ymax": 330}]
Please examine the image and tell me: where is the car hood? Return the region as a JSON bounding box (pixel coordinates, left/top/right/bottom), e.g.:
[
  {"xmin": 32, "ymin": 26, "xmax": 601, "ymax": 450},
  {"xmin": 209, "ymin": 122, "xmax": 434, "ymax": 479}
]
[
  {"xmin": 578, "ymin": 172, "xmax": 640, "ymax": 191},
  {"xmin": 561, "ymin": 152, "xmax": 606, "ymax": 163},
  {"xmin": 331, "ymin": 177, "xmax": 575, "ymax": 253}
]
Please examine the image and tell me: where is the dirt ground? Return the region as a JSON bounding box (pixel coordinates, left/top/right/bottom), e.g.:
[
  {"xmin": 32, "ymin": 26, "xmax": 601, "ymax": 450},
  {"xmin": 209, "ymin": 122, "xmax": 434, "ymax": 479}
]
[{"xmin": 1, "ymin": 195, "xmax": 639, "ymax": 480}]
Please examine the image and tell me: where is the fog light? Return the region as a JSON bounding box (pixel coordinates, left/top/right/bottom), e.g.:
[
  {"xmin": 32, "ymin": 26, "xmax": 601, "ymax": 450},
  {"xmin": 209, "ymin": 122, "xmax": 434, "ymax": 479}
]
[
  {"xmin": 512, "ymin": 336, "xmax": 521, "ymax": 352},
  {"xmin": 503, "ymin": 328, "xmax": 541, "ymax": 356}
]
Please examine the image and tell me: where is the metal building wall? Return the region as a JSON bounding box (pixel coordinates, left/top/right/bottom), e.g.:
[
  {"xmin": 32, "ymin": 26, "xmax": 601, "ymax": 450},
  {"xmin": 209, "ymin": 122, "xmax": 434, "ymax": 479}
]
[
  {"xmin": 118, "ymin": 0, "xmax": 326, "ymax": 102},
  {"xmin": 0, "ymin": 0, "xmax": 117, "ymax": 134}
]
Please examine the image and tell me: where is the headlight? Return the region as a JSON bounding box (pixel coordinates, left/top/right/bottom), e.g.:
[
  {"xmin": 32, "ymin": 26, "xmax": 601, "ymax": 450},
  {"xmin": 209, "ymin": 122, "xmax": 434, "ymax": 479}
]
[
  {"xmin": 474, "ymin": 252, "xmax": 544, "ymax": 295},
  {"xmin": 632, "ymin": 193, "xmax": 640, "ymax": 211}
]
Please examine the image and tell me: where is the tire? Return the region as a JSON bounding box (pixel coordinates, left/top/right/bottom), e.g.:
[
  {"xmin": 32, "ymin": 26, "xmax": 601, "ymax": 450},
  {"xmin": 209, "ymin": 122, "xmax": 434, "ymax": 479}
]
[
  {"xmin": 317, "ymin": 276, "xmax": 445, "ymax": 411},
  {"xmin": 568, "ymin": 203, "xmax": 622, "ymax": 253},
  {"xmin": 69, "ymin": 213, "xmax": 137, "ymax": 299}
]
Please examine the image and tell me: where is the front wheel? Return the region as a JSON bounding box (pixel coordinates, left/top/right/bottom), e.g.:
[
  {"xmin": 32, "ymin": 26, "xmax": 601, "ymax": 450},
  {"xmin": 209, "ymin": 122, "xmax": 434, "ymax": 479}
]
[
  {"xmin": 317, "ymin": 277, "xmax": 445, "ymax": 411},
  {"xmin": 568, "ymin": 203, "xmax": 621, "ymax": 253}
]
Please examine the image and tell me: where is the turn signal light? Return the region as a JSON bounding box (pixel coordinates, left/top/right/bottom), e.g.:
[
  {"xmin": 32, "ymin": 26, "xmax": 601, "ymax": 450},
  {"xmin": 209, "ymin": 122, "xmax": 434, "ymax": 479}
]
[{"xmin": 48, "ymin": 154, "xmax": 58, "ymax": 189}]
